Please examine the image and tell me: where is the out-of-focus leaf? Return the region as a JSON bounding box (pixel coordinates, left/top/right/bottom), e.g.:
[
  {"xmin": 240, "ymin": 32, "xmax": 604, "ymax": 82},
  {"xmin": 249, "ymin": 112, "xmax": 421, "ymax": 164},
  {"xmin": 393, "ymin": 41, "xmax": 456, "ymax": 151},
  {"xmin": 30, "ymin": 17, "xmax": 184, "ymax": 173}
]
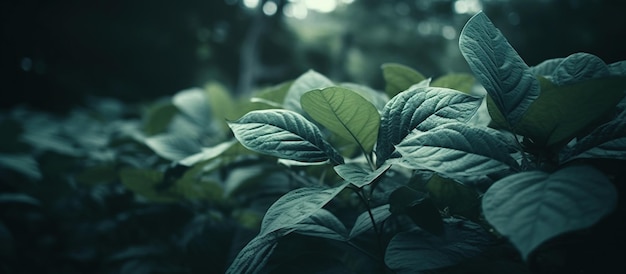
[
  {"xmin": 142, "ymin": 102, "xmax": 178, "ymax": 136},
  {"xmin": 0, "ymin": 193, "xmax": 41, "ymax": 206},
  {"xmin": 376, "ymin": 87, "xmax": 482, "ymax": 166},
  {"xmin": 119, "ymin": 168, "xmax": 178, "ymax": 202},
  {"xmin": 228, "ymin": 109, "xmax": 344, "ymax": 164},
  {"xmin": 75, "ymin": 164, "xmax": 117, "ymax": 185},
  {"xmin": 205, "ymin": 81, "xmax": 237, "ymax": 121},
  {"xmin": 0, "ymin": 153, "xmax": 42, "ymax": 180},
  {"xmin": 144, "ymin": 134, "xmax": 202, "ymax": 162},
  {"xmin": 382, "ymin": 63, "xmax": 426, "ymax": 98},
  {"xmin": 251, "ymin": 80, "xmax": 293, "ymax": 108},
  {"xmin": 389, "ymin": 186, "xmax": 443, "ymax": 235},
  {"xmin": 482, "ymin": 165, "xmax": 618, "ymax": 260},
  {"xmin": 459, "ymin": 11, "xmax": 539, "ymax": 127},
  {"xmin": 385, "ymin": 219, "xmax": 493, "ymax": 273},
  {"xmin": 172, "ymin": 88, "xmax": 212, "ymax": 127},
  {"xmin": 178, "ymin": 140, "xmax": 237, "ymax": 166},
  {"xmin": 283, "ymin": 70, "xmax": 334, "ymax": 114},
  {"xmin": 301, "ymin": 87, "xmax": 380, "ymax": 154},
  {"xmin": 431, "ymin": 73, "xmax": 475, "ymax": 93},
  {"xmin": 425, "ymin": 174, "xmax": 480, "ymax": 219}
]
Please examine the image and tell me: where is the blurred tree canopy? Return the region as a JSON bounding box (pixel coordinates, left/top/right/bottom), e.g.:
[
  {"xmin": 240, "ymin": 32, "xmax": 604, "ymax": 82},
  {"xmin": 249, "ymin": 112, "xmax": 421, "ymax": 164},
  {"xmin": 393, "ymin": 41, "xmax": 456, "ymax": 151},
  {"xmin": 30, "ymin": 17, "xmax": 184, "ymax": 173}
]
[{"xmin": 3, "ymin": 0, "xmax": 625, "ymax": 113}]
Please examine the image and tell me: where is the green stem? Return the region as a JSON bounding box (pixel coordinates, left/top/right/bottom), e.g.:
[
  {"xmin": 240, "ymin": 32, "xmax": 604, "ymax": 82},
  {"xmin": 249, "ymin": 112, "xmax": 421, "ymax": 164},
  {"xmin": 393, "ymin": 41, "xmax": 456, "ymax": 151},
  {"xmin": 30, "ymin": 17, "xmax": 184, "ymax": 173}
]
[{"xmin": 350, "ymin": 187, "xmax": 385, "ymax": 259}]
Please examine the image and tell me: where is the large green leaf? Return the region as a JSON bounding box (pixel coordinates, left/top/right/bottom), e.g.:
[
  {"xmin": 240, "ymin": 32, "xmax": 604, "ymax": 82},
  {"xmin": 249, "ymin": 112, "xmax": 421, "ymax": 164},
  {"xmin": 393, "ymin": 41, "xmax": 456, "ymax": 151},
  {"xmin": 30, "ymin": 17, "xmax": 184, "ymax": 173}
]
[
  {"xmin": 348, "ymin": 204, "xmax": 391, "ymax": 239},
  {"xmin": 301, "ymin": 87, "xmax": 381, "ymax": 155},
  {"xmin": 172, "ymin": 88, "xmax": 213, "ymax": 127},
  {"xmin": 260, "ymin": 181, "xmax": 349, "ymax": 235},
  {"xmin": 333, "ymin": 163, "xmax": 392, "ymax": 188},
  {"xmin": 431, "ymin": 73, "xmax": 475, "ymax": 94},
  {"xmin": 226, "ymin": 229, "xmax": 290, "ymax": 274},
  {"xmin": 381, "ymin": 63, "xmax": 426, "ymax": 98},
  {"xmin": 228, "ymin": 109, "xmax": 344, "ymax": 164},
  {"xmin": 551, "ymin": 53, "xmax": 611, "ymax": 85},
  {"xmin": 482, "ymin": 165, "xmax": 618, "ymax": 260},
  {"xmin": 144, "ymin": 134, "xmax": 202, "ymax": 162},
  {"xmin": 459, "ymin": 11, "xmax": 539, "ymax": 126},
  {"xmin": 385, "ymin": 219, "xmax": 493, "ymax": 273},
  {"xmin": 376, "ymin": 88, "xmax": 483, "ymax": 166},
  {"xmin": 283, "ymin": 70, "xmax": 334, "ymax": 114},
  {"xmin": 395, "ymin": 123, "xmax": 518, "ymax": 179},
  {"xmin": 514, "ymin": 76, "xmax": 626, "ymax": 146}
]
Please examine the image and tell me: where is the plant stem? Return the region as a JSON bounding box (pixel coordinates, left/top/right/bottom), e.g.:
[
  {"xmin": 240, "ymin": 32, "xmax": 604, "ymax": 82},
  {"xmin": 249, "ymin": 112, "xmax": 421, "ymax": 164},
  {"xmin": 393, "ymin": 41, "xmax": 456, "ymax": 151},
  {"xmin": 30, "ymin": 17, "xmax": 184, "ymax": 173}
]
[{"xmin": 350, "ymin": 187, "xmax": 385, "ymax": 259}]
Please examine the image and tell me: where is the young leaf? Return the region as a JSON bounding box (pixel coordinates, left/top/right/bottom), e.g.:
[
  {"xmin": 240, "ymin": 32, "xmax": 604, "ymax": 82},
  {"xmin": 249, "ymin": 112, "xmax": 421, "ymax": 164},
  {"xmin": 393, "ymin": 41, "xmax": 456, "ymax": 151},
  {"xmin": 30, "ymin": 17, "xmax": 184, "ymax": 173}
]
[
  {"xmin": 385, "ymin": 219, "xmax": 493, "ymax": 273},
  {"xmin": 144, "ymin": 134, "xmax": 202, "ymax": 162},
  {"xmin": 376, "ymin": 87, "xmax": 482, "ymax": 165},
  {"xmin": 551, "ymin": 52, "xmax": 611, "ymax": 86},
  {"xmin": 172, "ymin": 88, "xmax": 213, "ymax": 127},
  {"xmin": 283, "ymin": 70, "xmax": 334, "ymax": 114},
  {"xmin": 333, "ymin": 163, "xmax": 392, "ymax": 188},
  {"xmin": 394, "ymin": 123, "xmax": 518, "ymax": 179},
  {"xmin": 514, "ymin": 76, "xmax": 626, "ymax": 146},
  {"xmin": 431, "ymin": 73, "xmax": 475, "ymax": 94},
  {"xmin": 260, "ymin": 181, "xmax": 349, "ymax": 235},
  {"xmin": 459, "ymin": 11, "xmax": 539, "ymax": 126},
  {"xmin": 482, "ymin": 165, "xmax": 618, "ymax": 260},
  {"xmin": 348, "ymin": 204, "xmax": 391, "ymax": 239},
  {"xmin": 382, "ymin": 63, "xmax": 426, "ymax": 98},
  {"xmin": 301, "ymin": 87, "xmax": 381, "ymax": 155},
  {"xmin": 228, "ymin": 109, "xmax": 344, "ymax": 164},
  {"xmin": 292, "ymin": 209, "xmax": 349, "ymax": 241}
]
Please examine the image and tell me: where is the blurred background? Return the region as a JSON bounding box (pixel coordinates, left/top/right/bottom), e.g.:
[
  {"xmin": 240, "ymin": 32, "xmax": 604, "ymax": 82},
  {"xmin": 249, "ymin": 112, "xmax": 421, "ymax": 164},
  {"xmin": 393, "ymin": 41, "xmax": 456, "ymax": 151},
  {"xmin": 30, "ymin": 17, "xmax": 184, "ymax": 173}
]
[{"xmin": 3, "ymin": 0, "xmax": 626, "ymax": 113}]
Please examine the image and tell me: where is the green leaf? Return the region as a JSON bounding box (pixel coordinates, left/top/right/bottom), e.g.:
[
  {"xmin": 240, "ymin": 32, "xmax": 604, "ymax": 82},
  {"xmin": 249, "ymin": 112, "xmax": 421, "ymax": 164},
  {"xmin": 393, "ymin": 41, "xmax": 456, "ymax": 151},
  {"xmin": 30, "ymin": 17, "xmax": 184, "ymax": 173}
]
[
  {"xmin": 609, "ymin": 61, "xmax": 626, "ymax": 75},
  {"xmin": 172, "ymin": 88, "xmax": 213, "ymax": 127},
  {"xmin": 376, "ymin": 87, "xmax": 482, "ymax": 166},
  {"xmin": 0, "ymin": 153, "xmax": 41, "ymax": 180},
  {"xmin": 559, "ymin": 106, "xmax": 626, "ymax": 162},
  {"xmin": 339, "ymin": 82, "xmax": 389, "ymax": 111},
  {"xmin": 226, "ymin": 229, "xmax": 289, "ymax": 274},
  {"xmin": 205, "ymin": 81, "xmax": 238, "ymax": 122},
  {"xmin": 178, "ymin": 140, "xmax": 237, "ymax": 166},
  {"xmin": 551, "ymin": 53, "xmax": 610, "ymax": 85},
  {"xmin": 292, "ymin": 209, "xmax": 349, "ymax": 241},
  {"xmin": 260, "ymin": 181, "xmax": 349, "ymax": 235},
  {"xmin": 395, "ymin": 123, "xmax": 518, "ymax": 179},
  {"xmin": 459, "ymin": 11, "xmax": 540, "ymax": 126},
  {"xmin": 301, "ymin": 87, "xmax": 381, "ymax": 155},
  {"xmin": 144, "ymin": 134, "xmax": 202, "ymax": 161},
  {"xmin": 228, "ymin": 109, "xmax": 344, "ymax": 164},
  {"xmin": 482, "ymin": 165, "xmax": 618, "ymax": 260},
  {"xmin": 333, "ymin": 163, "xmax": 392, "ymax": 188},
  {"xmin": 381, "ymin": 63, "xmax": 426, "ymax": 98},
  {"xmin": 119, "ymin": 168, "xmax": 178, "ymax": 202},
  {"xmin": 348, "ymin": 204, "xmax": 391, "ymax": 239},
  {"xmin": 529, "ymin": 57, "xmax": 565, "ymax": 76},
  {"xmin": 431, "ymin": 73, "xmax": 476, "ymax": 93},
  {"xmin": 283, "ymin": 70, "xmax": 334, "ymax": 114},
  {"xmin": 425, "ymin": 174, "xmax": 480, "ymax": 220},
  {"xmin": 385, "ymin": 219, "xmax": 493, "ymax": 273},
  {"xmin": 75, "ymin": 164, "xmax": 117, "ymax": 185},
  {"xmin": 515, "ymin": 76, "xmax": 626, "ymax": 146},
  {"xmin": 250, "ymin": 80, "xmax": 293, "ymax": 108},
  {"xmin": 142, "ymin": 102, "xmax": 177, "ymax": 136},
  {"xmin": 389, "ymin": 186, "xmax": 444, "ymax": 235}
]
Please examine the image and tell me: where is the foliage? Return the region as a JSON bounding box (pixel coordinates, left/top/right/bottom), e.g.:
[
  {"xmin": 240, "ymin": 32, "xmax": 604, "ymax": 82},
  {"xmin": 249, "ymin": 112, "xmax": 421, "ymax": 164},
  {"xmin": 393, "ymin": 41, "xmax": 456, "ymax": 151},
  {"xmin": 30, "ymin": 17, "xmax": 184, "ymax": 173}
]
[{"xmin": 1, "ymin": 11, "xmax": 625, "ymax": 274}]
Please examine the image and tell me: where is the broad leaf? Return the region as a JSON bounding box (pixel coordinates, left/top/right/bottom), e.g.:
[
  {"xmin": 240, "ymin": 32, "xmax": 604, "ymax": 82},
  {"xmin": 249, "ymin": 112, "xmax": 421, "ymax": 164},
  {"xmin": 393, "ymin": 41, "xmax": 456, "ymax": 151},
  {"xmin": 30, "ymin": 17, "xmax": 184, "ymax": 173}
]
[
  {"xmin": 560, "ymin": 116, "xmax": 626, "ymax": 162},
  {"xmin": 385, "ymin": 219, "xmax": 493, "ymax": 273},
  {"xmin": 226, "ymin": 229, "xmax": 291, "ymax": 274},
  {"xmin": 145, "ymin": 134, "xmax": 202, "ymax": 161},
  {"xmin": 172, "ymin": 88, "xmax": 212, "ymax": 127},
  {"xmin": 293, "ymin": 209, "xmax": 349, "ymax": 241},
  {"xmin": 228, "ymin": 109, "xmax": 344, "ymax": 164},
  {"xmin": 482, "ymin": 165, "xmax": 618, "ymax": 260},
  {"xmin": 283, "ymin": 70, "xmax": 334, "ymax": 114},
  {"xmin": 382, "ymin": 63, "xmax": 426, "ymax": 98},
  {"xmin": 349, "ymin": 204, "xmax": 391, "ymax": 239},
  {"xmin": 551, "ymin": 53, "xmax": 610, "ymax": 85},
  {"xmin": 301, "ymin": 87, "xmax": 381, "ymax": 154},
  {"xmin": 394, "ymin": 123, "xmax": 518, "ymax": 179},
  {"xmin": 514, "ymin": 76, "xmax": 626, "ymax": 146},
  {"xmin": 431, "ymin": 73, "xmax": 475, "ymax": 94},
  {"xmin": 260, "ymin": 181, "xmax": 349, "ymax": 235},
  {"xmin": 529, "ymin": 57, "xmax": 565, "ymax": 76},
  {"xmin": 178, "ymin": 140, "xmax": 237, "ymax": 166},
  {"xmin": 333, "ymin": 163, "xmax": 392, "ymax": 188},
  {"xmin": 459, "ymin": 11, "xmax": 539, "ymax": 126},
  {"xmin": 376, "ymin": 87, "xmax": 482, "ymax": 166}
]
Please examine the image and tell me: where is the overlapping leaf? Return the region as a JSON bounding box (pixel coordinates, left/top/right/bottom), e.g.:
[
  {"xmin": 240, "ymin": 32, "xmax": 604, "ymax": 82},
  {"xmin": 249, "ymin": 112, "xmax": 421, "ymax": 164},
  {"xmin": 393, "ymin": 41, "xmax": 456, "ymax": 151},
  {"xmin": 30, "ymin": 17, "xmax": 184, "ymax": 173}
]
[
  {"xmin": 394, "ymin": 123, "xmax": 518, "ymax": 179},
  {"xmin": 482, "ymin": 165, "xmax": 618, "ymax": 260},
  {"xmin": 283, "ymin": 70, "xmax": 334, "ymax": 114},
  {"xmin": 228, "ymin": 109, "xmax": 344, "ymax": 164},
  {"xmin": 382, "ymin": 63, "xmax": 426, "ymax": 98},
  {"xmin": 376, "ymin": 87, "xmax": 483, "ymax": 165},
  {"xmin": 459, "ymin": 11, "xmax": 539, "ymax": 126},
  {"xmin": 333, "ymin": 163, "xmax": 392, "ymax": 188},
  {"xmin": 301, "ymin": 87, "xmax": 380, "ymax": 155}
]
